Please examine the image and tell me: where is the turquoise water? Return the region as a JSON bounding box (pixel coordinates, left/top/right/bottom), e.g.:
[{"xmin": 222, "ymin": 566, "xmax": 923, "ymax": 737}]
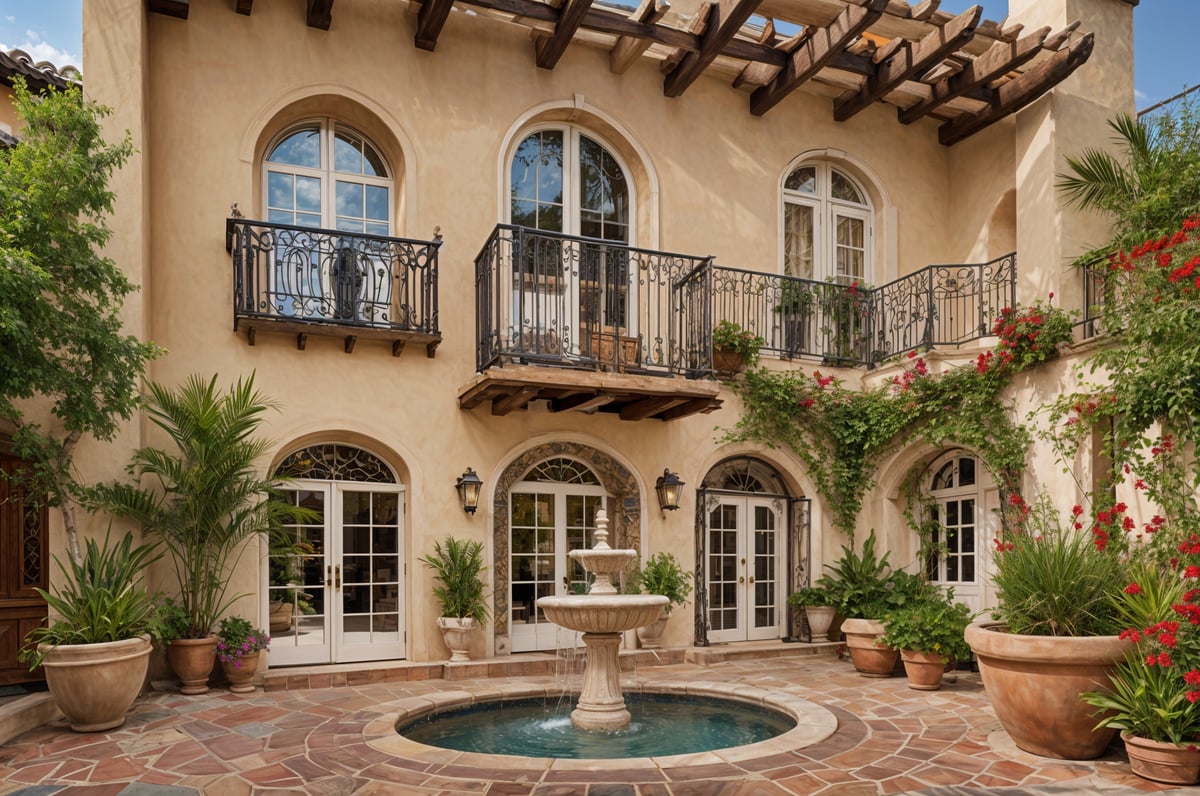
[{"xmin": 398, "ymin": 693, "xmax": 796, "ymax": 758}]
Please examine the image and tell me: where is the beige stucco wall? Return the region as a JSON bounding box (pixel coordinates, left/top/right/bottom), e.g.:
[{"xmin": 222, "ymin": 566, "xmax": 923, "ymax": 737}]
[{"xmin": 72, "ymin": 0, "xmax": 1137, "ymax": 665}]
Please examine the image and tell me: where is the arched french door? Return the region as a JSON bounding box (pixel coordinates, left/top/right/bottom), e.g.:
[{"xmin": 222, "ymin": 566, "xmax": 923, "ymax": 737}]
[
  {"xmin": 922, "ymin": 451, "xmax": 993, "ymax": 614},
  {"xmin": 268, "ymin": 443, "xmax": 405, "ymax": 666},
  {"xmin": 698, "ymin": 458, "xmax": 799, "ymax": 645},
  {"xmin": 509, "ymin": 457, "xmax": 608, "ymax": 652}
]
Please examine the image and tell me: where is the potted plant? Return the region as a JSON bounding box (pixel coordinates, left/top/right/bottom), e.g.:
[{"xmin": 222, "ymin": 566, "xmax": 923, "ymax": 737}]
[
  {"xmin": 787, "ymin": 586, "xmax": 837, "ymax": 643},
  {"xmin": 964, "ymin": 493, "xmax": 1129, "ymax": 760},
  {"xmin": 420, "ymin": 536, "xmax": 489, "ymax": 662},
  {"xmin": 216, "ymin": 616, "xmax": 270, "ymax": 694},
  {"xmin": 95, "ymin": 374, "xmax": 313, "ymax": 695},
  {"xmin": 880, "ymin": 592, "xmax": 972, "ymax": 690},
  {"xmin": 775, "ymin": 279, "xmax": 814, "ymax": 357},
  {"xmin": 632, "ymin": 552, "xmax": 694, "ymax": 649},
  {"xmin": 712, "ymin": 320, "xmax": 764, "ymax": 375},
  {"xmin": 21, "ymin": 532, "xmax": 160, "ymax": 732}
]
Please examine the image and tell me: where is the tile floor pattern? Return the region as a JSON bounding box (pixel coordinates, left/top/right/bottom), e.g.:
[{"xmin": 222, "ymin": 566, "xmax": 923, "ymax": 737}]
[{"xmin": 0, "ymin": 655, "xmax": 1192, "ymax": 795}]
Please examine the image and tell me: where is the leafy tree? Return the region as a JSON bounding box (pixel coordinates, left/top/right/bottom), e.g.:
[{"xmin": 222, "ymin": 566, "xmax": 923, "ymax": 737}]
[
  {"xmin": 1057, "ymin": 97, "xmax": 1200, "ymax": 263},
  {"xmin": 0, "ymin": 79, "xmax": 159, "ymax": 563}
]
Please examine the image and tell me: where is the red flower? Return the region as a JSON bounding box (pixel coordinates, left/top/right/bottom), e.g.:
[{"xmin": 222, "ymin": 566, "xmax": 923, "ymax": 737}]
[{"xmin": 1124, "ymin": 583, "xmax": 1143, "ymax": 595}]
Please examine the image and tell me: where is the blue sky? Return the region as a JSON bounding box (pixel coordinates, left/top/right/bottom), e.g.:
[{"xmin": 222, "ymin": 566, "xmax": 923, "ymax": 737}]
[{"xmin": 0, "ymin": 0, "xmax": 1196, "ymax": 109}]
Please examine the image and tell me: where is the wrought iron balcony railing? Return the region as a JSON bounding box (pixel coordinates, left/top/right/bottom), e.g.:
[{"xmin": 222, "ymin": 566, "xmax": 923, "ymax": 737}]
[
  {"xmin": 227, "ymin": 218, "xmax": 441, "ymax": 353},
  {"xmin": 474, "ymin": 225, "xmax": 712, "ymax": 377}
]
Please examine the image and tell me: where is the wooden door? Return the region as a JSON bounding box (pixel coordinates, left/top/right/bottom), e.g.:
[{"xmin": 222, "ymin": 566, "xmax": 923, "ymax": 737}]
[{"xmin": 0, "ymin": 453, "xmax": 48, "ymax": 684}]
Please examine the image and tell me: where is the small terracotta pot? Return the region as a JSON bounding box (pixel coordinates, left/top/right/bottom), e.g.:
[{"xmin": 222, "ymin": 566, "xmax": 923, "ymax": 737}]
[
  {"xmin": 221, "ymin": 651, "xmax": 261, "ymax": 694},
  {"xmin": 1122, "ymin": 733, "xmax": 1200, "ymax": 785},
  {"xmin": 712, "ymin": 348, "xmax": 745, "ymax": 375},
  {"xmin": 841, "ymin": 617, "xmax": 897, "ymax": 677},
  {"xmin": 900, "ymin": 649, "xmax": 946, "ymax": 690},
  {"xmin": 167, "ymin": 636, "xmax": 218, "ymax": 695}
]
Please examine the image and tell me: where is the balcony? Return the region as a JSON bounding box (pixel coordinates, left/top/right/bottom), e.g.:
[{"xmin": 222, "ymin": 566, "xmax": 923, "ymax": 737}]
[
  {"xmin": 463, "ymin": 225, "xmax": 1018, "ymax": 419},
  {"xmin": 226, "ymin": 218, "xmax": 442, "ymax": 356}
]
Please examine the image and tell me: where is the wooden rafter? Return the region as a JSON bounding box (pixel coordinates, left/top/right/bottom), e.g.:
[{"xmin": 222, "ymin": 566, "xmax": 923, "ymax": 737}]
[
  {"xmin": 834, "ymin": 4, "xmax": 980, "ymax": 122},
  {"xmin": 938, "ymin": 32, "xmax": 1094, "ymax": 146},
  {"xmin": 415, "ymin": 0, "xmax": 457, "ymax": 51},
  {"xmin": 911, "ymin": 0, "xmax": 940, "ymax": 22},
  {"xmin": 492, "ymin": 387, "xmax": 541, "ymax": 416},
  {"xmin": 147, "ymin": 0, "xmax": 188, "ymax": 19},
  {"xmin": 750, "ymin": 0, "xmax": 887, "ymax": 117},
  {"xmin": 610, "ymin": 0, "xmax": 670, "ymax": 74},
  {"xmin": 307, "ymin": 0, "xmax": 333, "ymax": 30},
  {"xmin": 664, "ymin": 0, "xmax": 763, "ymax": 98},
  {"xmin": 734, "ymin": 27, "xmax": 804, "ymax": 89},
  {"xmin": 536, "ymin": 0, "xmax": 596, "ymax": 69},
  {"xmin": 899, "ymin": 24, "xmax": 1049, "ymax": 124},
  {"xmin": 235, "ymin": 0, "xmax": 253, "ymax": 15}
]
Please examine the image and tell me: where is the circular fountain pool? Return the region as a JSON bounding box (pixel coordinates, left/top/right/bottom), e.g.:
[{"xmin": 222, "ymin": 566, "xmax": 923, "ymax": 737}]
[{"xmin": 399, "ymin": 692, "xmax": 795, "ymax": 758}]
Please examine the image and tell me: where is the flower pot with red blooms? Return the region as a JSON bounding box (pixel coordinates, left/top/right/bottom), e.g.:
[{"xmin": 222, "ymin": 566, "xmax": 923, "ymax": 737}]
[{"xmin": 216, "ymin": 616, "xmax": 269, "ymax": 694}]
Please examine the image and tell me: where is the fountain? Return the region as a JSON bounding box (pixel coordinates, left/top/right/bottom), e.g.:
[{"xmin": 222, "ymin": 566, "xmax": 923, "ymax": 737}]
[{"xmin": 535, "ymin": 509, "xmax": 667, "ymax": 731}]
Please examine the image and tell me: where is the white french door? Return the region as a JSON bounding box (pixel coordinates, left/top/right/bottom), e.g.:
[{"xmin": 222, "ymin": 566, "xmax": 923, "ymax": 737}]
[
  {"xmin": 509, "ymin": 483, "xmax": 607, "ymax": 652},
  {"xmin": 268, "ymin": 482, "xmax": 405, "ymax": 666},
  {"xmin": 706, "ymin": 496, "xmax": 785, "ymax": 643}
]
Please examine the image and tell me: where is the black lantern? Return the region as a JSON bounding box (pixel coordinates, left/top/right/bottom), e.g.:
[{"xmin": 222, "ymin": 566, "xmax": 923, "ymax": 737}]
[
  {"xmin": 456, "ymin": 467, "xmax": 483, "ymax": 514},
  {"xmin": 655, "ymin": 469, "xmax": 685, "ymax": 511}
]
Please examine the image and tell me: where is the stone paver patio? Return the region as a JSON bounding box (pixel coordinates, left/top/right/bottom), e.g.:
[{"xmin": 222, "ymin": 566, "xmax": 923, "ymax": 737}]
[{"xmin": 0, "ymin": 652, "xmax": 1190, "ymax": 795}]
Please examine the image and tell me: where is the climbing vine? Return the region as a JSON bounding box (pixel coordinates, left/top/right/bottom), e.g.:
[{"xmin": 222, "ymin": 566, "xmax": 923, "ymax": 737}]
[{"xmin": 724, "ymin": 299, "xmax": 1072, "ymax": 538}]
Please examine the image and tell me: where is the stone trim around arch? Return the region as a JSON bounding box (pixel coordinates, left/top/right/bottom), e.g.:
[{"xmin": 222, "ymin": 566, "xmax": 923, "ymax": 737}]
[{"xmin": 491, "ymin": 441, "xmax": 640, "ymax": 652}]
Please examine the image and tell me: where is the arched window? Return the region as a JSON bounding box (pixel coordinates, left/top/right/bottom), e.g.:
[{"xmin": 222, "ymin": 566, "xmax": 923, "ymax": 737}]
[
  {"xmin": 265, "ymin": 120, "xmax": 392, "ymax": 235},
  {"xmin": 782, "ymin": 162, "xmax": 872, "ymax": 284},
  {"xmin": 924, "ymin": 452, "xmax": 982, "ymax": 602}
]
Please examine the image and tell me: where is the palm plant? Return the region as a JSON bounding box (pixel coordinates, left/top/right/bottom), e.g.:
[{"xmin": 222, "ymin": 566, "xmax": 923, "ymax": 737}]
[
  {"xmin": 1057, "ymin": 101, "xmax": 1200, "ymax": 261},
  {"xmin": 95, "ymin": 373, "xmax": 308, "ymax": 639},
  {"xmin": 420, "ymin": 536, "xmax": 489, "ymax": 623}
]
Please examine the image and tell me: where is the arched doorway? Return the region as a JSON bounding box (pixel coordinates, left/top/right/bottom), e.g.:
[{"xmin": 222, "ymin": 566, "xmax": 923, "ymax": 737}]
[
  {"xmin": 697, "ymin": 457, "xmax": 806, "ymax": 645},
  {"xmin": 921, "ymin": 450, "xmax": 994, "ymax": 614},
  {"xmin": 492, "ymin": 441, "xmax": 639, "ymax": 655},
  {"xmin": 269, "ymin": 443, "xmax": 405, "ymax": 666}
]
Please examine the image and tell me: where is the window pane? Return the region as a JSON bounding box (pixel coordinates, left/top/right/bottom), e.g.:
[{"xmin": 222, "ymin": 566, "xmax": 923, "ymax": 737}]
[
  {"xmin": 297, "ymin": 213, "xmax": 321, "ymax": 228},
  {"xmin": 267, "ymin": 172, "xmax": 294, "ymax": 211},
  {"xmin": 362, "ymin": 141, "xmax": 386, "ymax": 177},
  {"xmin": 783, "ymin": 203, "xmax": 814, "ymax": 279},
  {"xmin": 336, "ymin": 217, "xmax": 364, "ymax": 233},
  {"xmin": 268, "ymin": 128, "xmax": 320, "ymax": 168},
  {"xmin": 334, "ymin": 133, "xmax": 363, "ymax": 175},
  {"xmin": 785, "ymin": 166, "xmax": 816, "ymax": 193},
  {"xmin": 511, "ymin": 136, "xmax": 541, "ymax": 200},
  {"xmin": 365, "ymin": 185, "xmax": 388, "ymax": 222},
  {"xmin": 959, "ymin": 457, "xmax": 975, "ymax": 486},
  {"xmin": 268, "ymin": 208, "xmax": 293, "ymax": 225},
  {"xmin": 836, "ymin": 216, "xmax": 864, "ymax": 248},
  {"xmin": 337, "ymin": 181, "xmax": 364, "ymax": 219},
  {"xmin": 512, "ymin": 199, "xmax": 537, "ymax": 229},
  {"xmin": 510, "ymin": 131, "xmax": 563, "ymax": 224},
  {"xmin": 365, "ymin": 222, "xmax": 388, "ymax": 237},
  {"xmin": 296, "ymin": 176, "xmax": 322, "ymax": 214},
  {"xmin": 831, "ymin": 170, "xmax": 865, "ymax": 204}
]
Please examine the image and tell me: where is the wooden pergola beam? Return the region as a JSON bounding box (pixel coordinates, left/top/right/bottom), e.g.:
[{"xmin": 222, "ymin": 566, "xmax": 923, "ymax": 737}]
[
  {"xmin": 939, "ymin": 32, "xmax": 1093, "ymax": 146},
  {"xmin": 619, "ymin": 396, "xmax": 682, "ymax": 421},
  {"xmin": 147, "ymin": 0, "xmax": 189, "ymax": 19},
  {"xmin": 553, "ymin": 393, "xmax": 616, "ymax": 412},
  {"xmin": 664, "ymin": 0, "xmax": 764, "ymax": 98},
  {"xmin": 609, "ymin": 0, "xmax": 669, "ymax": 74},
  {"xmin": 536, "ymin": 0, "xmax": 597, "ymax": 68},
  {"xmin": 415, "ymin": 0, "xmax": 457, "ymax": 50},
  {"xmin": 492, "ymin": 387, "xmax": 541, "ymax": 416},
  {"xmin": 899, "ymin": 24, "xmax": 1050, "ymax": 124},
  {"xmin": 750, "ymin": 0, "xmax": 887, "ymax": 117},
  {"xmin": 658, "ymin": 396, "xmax": 721, "ymax": 420},
  {"xmin": 235, "ymin": 0, "xmax": 253, "ymax": 15},
  {"xmin": 307, "ymin": 0, "xmax": 333, "ymax": 30},
  {"xmin": 834, "ymin": 4, "xmax": 981, "ymax": 122}
]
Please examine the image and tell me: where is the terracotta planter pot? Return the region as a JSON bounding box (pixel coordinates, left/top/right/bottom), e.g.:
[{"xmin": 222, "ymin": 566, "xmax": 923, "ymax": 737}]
[
  {"xmin": 900, "ymin": 649, "xmax": 946, "ymax": 691},
  {"xmin": 712, "ymin": 348, "xmax": 745, "ymax": 375},
  {"xmin": 268, "ymin": 602, "xmax": 293, "ymax": 634},
  {"xmin": 167, "ymin": 636, "xmax": 218, "ymax": 695},
  {"xmin": 841, "ymin": 617, "xmax": 897, "ymax": 677},
  {"xmin": 1122, "ymin": 732, "xmax": 1200, "ymax": 785},
  {"xmin": 437, "ymin": 616, "xmax": 478, "ymax": 662},
  {"xmin": 636, "ymin": 614, "xmax": 669, "ymax": 649},
  {"xmin": 39, "ymin": 635, "xmax": 152, "ymax": 732},
  {"xmin": 220, "ymin": 651, "xmax": 261, "ymax": 694},
  {"xmin": 965, "ymin": 621, "xmax": 1129, "ymax": 759},
  {"xmin": 804, "ymin": 606, "xmax": 836, "ymax": 642}
]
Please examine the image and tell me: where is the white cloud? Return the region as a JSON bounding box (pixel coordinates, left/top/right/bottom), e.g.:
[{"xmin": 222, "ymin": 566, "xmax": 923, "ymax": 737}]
[
  {"xmin": 0, "ymin": 30, "xmax": 80, "ymax": 70},
  {"xmin": 4, "ymin": 17, "xmax": 13, "ymax": 24},
  {"xmin": 1135, "ymin": 88, "xmax": 1149, "ymax": 101}
]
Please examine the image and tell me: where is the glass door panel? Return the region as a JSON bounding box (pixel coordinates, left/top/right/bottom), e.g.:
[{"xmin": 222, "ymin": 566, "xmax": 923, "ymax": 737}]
[
  {"xmin": 339, "ymin": 488, "xmax": 403, "ymax": 662},
  {"xmin": 706, "ymin": 497, "xmax": 783, "ymax": 643},
  {"xmin": 510, "ymin": 492, "xmax": 558, "ymax": 651},
  {"xmin": 270, "ymin": 489, "xmax": 330, "ymax": 666},
  {"xmin": 706, "ymin": 501, "xmax": 742, "ymax": 643},
  {"xmin": 750, "ymin": 502, "xmax": 781, "ymax": 640}
]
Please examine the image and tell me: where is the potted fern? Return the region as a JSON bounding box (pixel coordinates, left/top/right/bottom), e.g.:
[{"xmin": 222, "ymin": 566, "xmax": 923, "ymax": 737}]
[{"xmin": 420, "ymin": 536, "xmax": 489, "ymax": 662}]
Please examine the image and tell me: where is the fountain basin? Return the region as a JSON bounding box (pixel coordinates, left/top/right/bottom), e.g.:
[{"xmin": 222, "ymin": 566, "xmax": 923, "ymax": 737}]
[{"xmin": 537, "ymin": 594, "xmax": 667, "ymax": 634}]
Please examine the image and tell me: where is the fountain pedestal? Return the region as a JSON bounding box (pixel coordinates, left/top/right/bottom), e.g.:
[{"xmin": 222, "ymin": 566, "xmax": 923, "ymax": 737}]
[{"xmin": 537, "ymin": 509, "xmax": 667, "ymax": 731}]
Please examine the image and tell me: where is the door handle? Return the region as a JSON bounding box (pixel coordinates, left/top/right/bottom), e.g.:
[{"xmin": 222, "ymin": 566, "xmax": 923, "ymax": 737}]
[
  {"xmin": 749, "ymin": 577, "xmax": 756, "ymax": 584},
  {"xmin": 335, "ymin": 564, "xmax": 342, "ymax": 590},
  {"xmin": 738, "ymin": 576, "xmax": 745, "ymax": 584},
  {"xmin": 326, "ymin": 564, "xmax": 332, "ymax": 587}
]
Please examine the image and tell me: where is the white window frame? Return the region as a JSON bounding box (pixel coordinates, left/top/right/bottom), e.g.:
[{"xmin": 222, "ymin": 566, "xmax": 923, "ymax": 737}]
[{"xmin": 781, "ymin": 162, "xmax": 873, "ymax": 285}]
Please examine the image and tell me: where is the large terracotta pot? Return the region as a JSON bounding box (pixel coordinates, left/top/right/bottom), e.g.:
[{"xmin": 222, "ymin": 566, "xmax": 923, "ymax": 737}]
[
  {"xmin": 965, "ymin": 621, "xmax": 1129, "ymax": 759},
  {"xmin": 900, "ymin": 649, "xmax": 946, "ymax": 691},
  {"xmin": 841, "ymin": 617, "xmax": 897, "ymax": 677},
  {"xmin": 39, "ymin": 635, "xmax": 152, "ymax": 732},
  {"xmin": 167, "ymin": 636, "xmax": 218, "ymax": 695},
  {"xmin": 804, "ymin": 606, "xmax": 836, "ymax": 642},
  {"xmin": 437, "ymin": 616, "xmax": 478, "ymax": 662},
  {"xmin": 636, "ymin": 614, "xmax": 669, "ymax": 649},
  {"xmin": 1122, "ymin": 732, "xmax": 1200, "ymax": 785},
  {"xmin": 220, "ymin": 650, "xmax": 261, "ymax": 694}
]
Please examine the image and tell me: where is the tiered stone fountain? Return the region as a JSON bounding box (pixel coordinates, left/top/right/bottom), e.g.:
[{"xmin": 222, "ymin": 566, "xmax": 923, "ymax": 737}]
[{"xmin": 537, "ymin": 509, "xmax": 667, "ymax": 731}]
